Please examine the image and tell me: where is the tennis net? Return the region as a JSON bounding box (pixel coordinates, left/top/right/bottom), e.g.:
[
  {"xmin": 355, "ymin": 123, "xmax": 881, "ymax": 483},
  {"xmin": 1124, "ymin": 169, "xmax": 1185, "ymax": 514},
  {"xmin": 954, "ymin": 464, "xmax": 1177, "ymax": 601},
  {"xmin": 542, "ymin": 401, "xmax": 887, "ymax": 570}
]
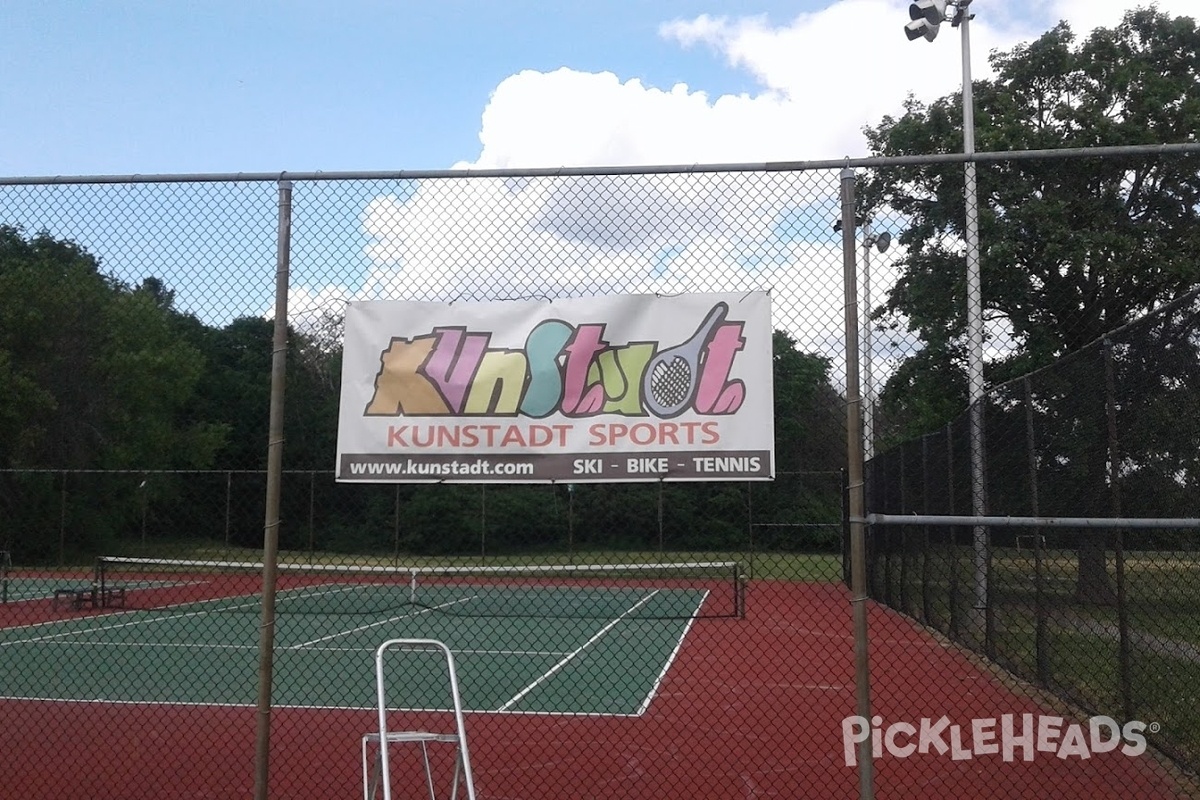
[
  {"xmin": 0, "ymin": 550, "xmax": 10, "ymax": 603},
  {"xmin": 94, "ymin": 556, "xmax": 746, "ymax": 619}
]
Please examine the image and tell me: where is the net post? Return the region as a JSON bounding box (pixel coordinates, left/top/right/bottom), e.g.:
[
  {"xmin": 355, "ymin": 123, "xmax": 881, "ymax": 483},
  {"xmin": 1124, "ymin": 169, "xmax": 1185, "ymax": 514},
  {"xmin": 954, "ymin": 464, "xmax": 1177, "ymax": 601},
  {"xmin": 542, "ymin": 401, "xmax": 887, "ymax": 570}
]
[
  {"xmin": 94, "ymin": 556, "xmax": 105, "ymax": 598},
  {"xmin": 735, "ymin": 561, "xmax": 746, "ymax": 619}
]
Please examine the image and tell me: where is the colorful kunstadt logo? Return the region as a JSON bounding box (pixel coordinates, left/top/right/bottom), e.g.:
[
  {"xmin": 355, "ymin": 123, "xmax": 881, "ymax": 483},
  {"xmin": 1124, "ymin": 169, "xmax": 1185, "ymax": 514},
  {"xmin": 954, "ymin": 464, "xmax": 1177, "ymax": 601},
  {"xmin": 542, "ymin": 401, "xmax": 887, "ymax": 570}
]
[
  {"xmin": 842, "ymin": 714, "xmax": 1150, "ymax": 767},
  {"xmin": 363, "ymin": 301, "xmax": 748, "ymax": 420},
  {"xmin": 335, "ymin": 292, "xmax": 774, "ymax": 483}
]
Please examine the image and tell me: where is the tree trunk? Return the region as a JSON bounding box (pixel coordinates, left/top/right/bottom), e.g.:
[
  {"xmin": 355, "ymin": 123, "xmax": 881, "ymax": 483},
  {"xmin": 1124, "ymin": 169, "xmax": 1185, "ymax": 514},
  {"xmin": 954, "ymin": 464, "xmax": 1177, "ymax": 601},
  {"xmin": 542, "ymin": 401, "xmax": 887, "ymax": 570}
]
[{"xmin": 1076, "ymin": 536, "xmax": 1116, "ymax": 604}]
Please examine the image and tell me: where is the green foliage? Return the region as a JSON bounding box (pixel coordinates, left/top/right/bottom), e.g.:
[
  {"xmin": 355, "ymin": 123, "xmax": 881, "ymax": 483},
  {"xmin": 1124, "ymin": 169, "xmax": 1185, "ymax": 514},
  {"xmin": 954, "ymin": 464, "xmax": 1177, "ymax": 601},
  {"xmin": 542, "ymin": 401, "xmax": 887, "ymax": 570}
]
[
  {"xmin": 0, "ymin": 226, "xmax": 846, "ymax": 561},
  {"xmin": 863, "ymin": 7, "xmax": 1200, "ymax": 438},
  {"xmin": 0, "ymin": 226, "xmax": 225, "ymax": 471},
  {"xmin": 771, "ymin": 329, "xmax": 843, "ymax": 474},
  {"xmin": 0, "ymin": 227, "xmax": 232, "ymax": 558}
]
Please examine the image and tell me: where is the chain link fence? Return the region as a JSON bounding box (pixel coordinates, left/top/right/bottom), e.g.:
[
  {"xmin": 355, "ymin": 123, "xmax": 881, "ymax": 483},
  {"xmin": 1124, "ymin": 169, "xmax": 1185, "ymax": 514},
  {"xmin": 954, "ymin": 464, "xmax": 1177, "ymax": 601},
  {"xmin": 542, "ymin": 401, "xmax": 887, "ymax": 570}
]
[
  {"xmin": 1, "ymin": 153, "xmax": 1198, "ymax": 798},
  {"xmin": 865, "ymin": 285, "xmax": 1200, "ymax": 775}
]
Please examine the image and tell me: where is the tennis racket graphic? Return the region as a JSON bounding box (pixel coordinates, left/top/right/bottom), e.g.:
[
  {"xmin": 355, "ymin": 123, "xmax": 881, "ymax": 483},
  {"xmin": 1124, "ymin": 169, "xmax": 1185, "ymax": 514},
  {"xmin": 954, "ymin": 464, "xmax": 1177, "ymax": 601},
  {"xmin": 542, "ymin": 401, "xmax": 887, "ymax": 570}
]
[{"xmin": 641, "ymin": 302, "xmax": 729, "ymax": 418}]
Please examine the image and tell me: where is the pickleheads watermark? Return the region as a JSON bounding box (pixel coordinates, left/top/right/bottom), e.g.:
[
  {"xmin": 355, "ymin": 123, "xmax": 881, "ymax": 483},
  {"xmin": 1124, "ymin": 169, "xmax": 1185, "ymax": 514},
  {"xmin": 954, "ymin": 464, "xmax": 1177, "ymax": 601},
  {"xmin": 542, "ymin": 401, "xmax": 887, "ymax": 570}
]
[{"xmin": 842, "ymin": 714, "xmax": 1155, "ymax": 767}]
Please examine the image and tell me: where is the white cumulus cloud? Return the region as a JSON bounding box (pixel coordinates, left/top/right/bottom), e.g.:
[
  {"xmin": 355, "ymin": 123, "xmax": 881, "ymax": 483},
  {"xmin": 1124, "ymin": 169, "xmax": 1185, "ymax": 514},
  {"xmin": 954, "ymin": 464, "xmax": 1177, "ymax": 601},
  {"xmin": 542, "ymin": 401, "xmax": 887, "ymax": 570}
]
[{"xmin": 459, "ymin": 0, "xmax": 1195, "ymax": 169}]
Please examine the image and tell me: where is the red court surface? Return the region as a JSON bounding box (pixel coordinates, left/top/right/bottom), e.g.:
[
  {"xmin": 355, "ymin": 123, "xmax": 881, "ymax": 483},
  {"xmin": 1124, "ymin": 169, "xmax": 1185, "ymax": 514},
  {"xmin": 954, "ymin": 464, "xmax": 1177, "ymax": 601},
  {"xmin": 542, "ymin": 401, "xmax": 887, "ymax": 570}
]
[{"xmin": 2, "ymin": 581, "xmax": 1193, "ymax": 799}]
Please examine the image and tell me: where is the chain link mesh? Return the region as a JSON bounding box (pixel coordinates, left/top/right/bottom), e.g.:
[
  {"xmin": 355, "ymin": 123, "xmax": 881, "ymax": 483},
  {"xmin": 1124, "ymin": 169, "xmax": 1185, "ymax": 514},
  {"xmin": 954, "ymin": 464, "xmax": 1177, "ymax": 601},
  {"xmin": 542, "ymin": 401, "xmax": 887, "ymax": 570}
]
[{"xmin": 1, "ymin": 157, "xmax": 1197, "ymax": 798}]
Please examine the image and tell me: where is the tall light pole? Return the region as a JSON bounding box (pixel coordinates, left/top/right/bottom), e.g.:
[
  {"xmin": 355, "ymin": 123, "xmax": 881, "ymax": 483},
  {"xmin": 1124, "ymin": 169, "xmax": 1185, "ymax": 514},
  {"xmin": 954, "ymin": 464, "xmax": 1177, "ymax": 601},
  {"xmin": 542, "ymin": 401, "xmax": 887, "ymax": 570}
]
[{"xmin": 906, "ymin": 0, "xmax": 987, "ymax": 635}]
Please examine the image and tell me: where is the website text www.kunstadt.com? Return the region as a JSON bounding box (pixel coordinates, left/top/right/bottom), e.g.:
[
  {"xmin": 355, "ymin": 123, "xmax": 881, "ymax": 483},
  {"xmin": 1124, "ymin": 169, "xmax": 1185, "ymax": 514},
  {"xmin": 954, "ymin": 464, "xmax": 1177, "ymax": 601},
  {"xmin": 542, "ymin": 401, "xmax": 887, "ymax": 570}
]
[{"xmin": 348, "ymin": 459, "xmax": 535, "ymax": 477}]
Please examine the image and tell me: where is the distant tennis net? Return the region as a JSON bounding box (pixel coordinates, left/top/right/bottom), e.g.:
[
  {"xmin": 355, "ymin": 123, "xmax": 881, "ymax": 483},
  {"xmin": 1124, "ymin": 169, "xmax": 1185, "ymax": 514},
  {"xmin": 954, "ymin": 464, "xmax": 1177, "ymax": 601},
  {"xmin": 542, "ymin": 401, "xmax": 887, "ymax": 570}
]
[
  {"xmin": 0, "ymin": 550, "xmax": 10, "ymax": 603},
  {"xmin": 94, "ymin": 556, "xmax": 746, "ymax": 619}
]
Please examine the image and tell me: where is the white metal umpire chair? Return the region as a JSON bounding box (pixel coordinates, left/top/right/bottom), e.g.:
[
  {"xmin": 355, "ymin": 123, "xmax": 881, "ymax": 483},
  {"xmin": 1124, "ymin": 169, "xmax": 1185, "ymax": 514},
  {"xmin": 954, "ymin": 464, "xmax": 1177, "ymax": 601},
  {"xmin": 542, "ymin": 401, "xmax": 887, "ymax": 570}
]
[{"xmin": 362, "ymin": 639, "xmax": 477, "ymax": 800}]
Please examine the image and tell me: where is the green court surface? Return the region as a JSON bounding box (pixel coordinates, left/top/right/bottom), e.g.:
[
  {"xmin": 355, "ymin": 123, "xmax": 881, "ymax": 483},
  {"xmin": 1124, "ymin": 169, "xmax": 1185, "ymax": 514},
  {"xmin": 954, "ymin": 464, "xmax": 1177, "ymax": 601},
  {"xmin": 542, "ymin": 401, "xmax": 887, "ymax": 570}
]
[{"xmin": 0, "ymin": 583, "xmax": 704, "ymax": 716}]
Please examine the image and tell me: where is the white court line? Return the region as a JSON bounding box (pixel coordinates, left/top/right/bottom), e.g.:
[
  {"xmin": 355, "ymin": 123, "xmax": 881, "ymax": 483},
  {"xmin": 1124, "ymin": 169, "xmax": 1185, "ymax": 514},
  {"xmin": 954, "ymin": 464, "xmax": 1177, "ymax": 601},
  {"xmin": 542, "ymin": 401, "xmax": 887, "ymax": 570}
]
[
  {"xmin": 0, "ymin": 695, "xmax": 649, "ymax": 717},
  {"xmin": 634, "ymin": 589, "xmax": 707, "ymax": 716},
  {"xmin": 4, "ymin": 640, "xmax": 572, "ymax": 659},
  {"xmin": 452, "ymin": 647, "xmax": 570, "ymax": 657},
  {"xmin": 4, "ymin": 586, "xmax": 693, "ymax": 718},
  {"xmin": 0, "ymin": 583, "xmax": 369, "ymax": 646},
  {"xmin": 285, "ymin": 594, "xmax": 479, "ymax": 649},
  {"xmin": 299, "ymin": 645, "xmax": 571, "ymax": 657},
  {"xmin": 11, "ymin": 640, "xmax": 257, "ymax": 651},
  {"xmin": 0, "ymin": 599, "xmax": 262, "ymax": 646},
  {"xmin": 495, "ymin": 590, "xmax": 661, "ymax": 712}
]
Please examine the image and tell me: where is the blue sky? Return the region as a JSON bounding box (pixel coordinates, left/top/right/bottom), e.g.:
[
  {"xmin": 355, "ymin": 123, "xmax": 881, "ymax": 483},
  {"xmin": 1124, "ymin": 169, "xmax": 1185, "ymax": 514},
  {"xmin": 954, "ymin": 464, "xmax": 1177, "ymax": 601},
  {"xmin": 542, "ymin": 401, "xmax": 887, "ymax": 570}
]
[{"xmin": 2, "ymin": 0, "xmax": 1192, "ymax": 177}]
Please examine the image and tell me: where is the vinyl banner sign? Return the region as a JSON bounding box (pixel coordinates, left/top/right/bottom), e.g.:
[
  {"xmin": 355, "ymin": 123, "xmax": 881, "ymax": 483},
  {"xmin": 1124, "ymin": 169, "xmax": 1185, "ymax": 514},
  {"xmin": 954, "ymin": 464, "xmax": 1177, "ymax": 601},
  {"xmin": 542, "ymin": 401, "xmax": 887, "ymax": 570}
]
[{"xmin": 335, "ymin": 292, "xmax": 774, "ymax": 483}]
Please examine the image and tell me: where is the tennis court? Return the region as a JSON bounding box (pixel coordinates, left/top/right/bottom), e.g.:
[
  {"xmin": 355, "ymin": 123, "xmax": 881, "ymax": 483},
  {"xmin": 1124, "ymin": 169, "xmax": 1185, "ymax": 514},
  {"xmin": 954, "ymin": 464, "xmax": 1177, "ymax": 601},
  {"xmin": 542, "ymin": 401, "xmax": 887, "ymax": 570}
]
[
  {"xmin": 2, "ymin": 565, "xmax": 1192, "ymax": 799},
  {"xmin": 0, "ymin": 575, "xmax": 85, "ymax": 604},
  {"xmin": 0, "ymin": 569, "xmax": 712, "ymax": 716}
]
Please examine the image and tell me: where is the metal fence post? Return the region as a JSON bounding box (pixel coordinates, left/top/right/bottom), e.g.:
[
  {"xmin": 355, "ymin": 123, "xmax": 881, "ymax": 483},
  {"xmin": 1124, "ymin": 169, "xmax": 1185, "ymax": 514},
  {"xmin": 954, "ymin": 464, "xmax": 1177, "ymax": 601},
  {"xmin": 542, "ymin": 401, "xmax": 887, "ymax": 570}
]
[
  {"xmin": 1024, "ymin": 376, "xmax": 1050, "ymax": 686},
  {"xmin": 840, "ymin": 166, "xmax": 874, "ymax": 800},
  {"xmin": 922, "ymin": 434, "xmax": 933, "ymax": 623},
  {"xmin": 253, "ymin": 178, "xmax": 293, "ymax": 800},
  {"xmin": 899, "ymin": 444, "xmax": 910, "ymax": 615},
  {"xmin": 480, "ymin": 484, "xmax": 487, "ymax": 563},
  {"xmin": 1104, "ymin": 339, "xmax": 1134, "ymax": 720},
  {"xmin": 58, "ymin": 471, "xmax": 67, "ymax": 566},
  {"xmin": 946, "ymin": 424, "xmax": 960, "ymax": 640},
  {"xmin": 393, "ymin": 485, "xmax": 402, "ymax": 566}
]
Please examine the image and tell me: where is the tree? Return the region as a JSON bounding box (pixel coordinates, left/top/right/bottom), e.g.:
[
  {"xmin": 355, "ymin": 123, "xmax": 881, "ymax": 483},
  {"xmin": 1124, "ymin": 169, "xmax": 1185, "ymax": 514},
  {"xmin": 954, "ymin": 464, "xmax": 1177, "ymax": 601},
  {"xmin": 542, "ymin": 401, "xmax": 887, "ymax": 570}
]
[
  {"xmin": 0, "ymin": 227, "xmax": 227, "ymax": 558},
  {"xmin": 772, "ymin": 330, "xmax": 843, "ymax": 476},
  {"xmin": 0, "ymin": 227, "xmax": 226, "ymax": 471},
  {"xmin": 757, "ymin": 330, "xmax": 845, "ymax": 546},
  {"xmin": 861, "ymin": 8, "xmax": 1200, "ymax": 601}
]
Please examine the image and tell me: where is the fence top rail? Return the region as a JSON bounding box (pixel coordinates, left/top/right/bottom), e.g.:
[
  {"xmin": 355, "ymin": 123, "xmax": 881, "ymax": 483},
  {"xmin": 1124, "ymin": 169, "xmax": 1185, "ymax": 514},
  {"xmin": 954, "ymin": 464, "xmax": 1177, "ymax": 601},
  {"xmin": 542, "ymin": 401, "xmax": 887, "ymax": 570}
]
[
  {"xmin": 2, "ymin": 142, "xmax": 1197, "ymax": 186},
  {"xmin": 865, "ymin": 513, "xmax": 1200, "ymax": 529}
]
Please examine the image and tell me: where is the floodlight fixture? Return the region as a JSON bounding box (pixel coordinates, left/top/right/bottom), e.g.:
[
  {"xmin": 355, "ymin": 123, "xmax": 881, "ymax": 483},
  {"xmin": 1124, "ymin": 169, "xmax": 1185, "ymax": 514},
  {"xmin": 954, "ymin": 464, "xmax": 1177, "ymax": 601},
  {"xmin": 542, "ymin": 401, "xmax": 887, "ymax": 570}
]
[
  {"xmin": 905, "ymin": 0, "xmax": 947, "ymax": 41},
  {"xmin": 859, "ymin": 224, "xmax": 890, "ymax": 461}
]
